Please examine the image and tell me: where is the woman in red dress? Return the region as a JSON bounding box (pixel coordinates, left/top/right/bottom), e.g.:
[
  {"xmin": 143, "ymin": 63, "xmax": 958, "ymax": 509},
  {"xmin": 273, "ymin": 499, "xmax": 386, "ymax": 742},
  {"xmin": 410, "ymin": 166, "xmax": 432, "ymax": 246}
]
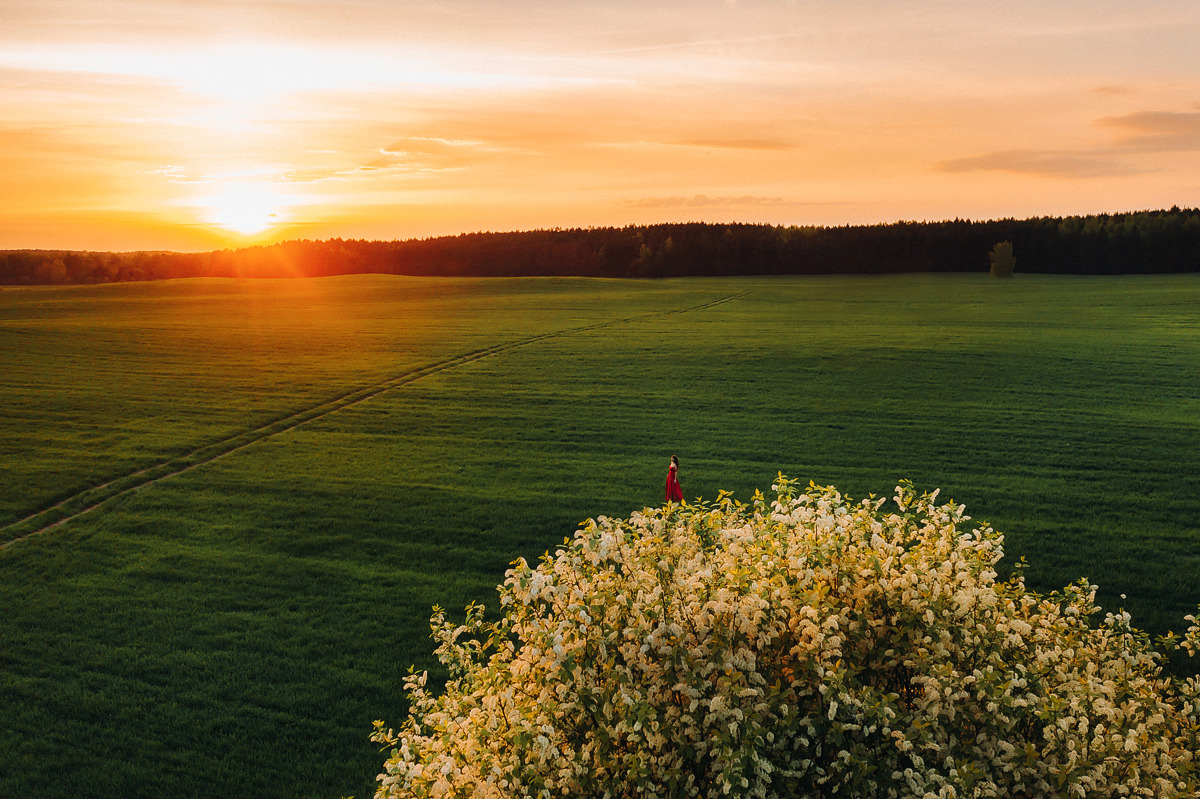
[{"xmin": 665, "ymin": 455, "xmax": 683, "ymax": 503}]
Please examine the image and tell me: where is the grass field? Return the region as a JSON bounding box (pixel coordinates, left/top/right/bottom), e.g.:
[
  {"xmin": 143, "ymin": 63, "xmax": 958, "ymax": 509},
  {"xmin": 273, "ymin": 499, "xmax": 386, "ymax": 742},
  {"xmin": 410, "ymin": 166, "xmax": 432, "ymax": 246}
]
[{"xmin": 2, "ymin": 273, "xmax": 1198, "ymax": 798}]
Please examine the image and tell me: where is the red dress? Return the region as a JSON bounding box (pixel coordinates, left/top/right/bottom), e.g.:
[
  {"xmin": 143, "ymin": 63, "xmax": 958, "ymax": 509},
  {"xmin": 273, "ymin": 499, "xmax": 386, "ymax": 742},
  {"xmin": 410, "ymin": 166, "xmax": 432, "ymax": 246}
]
[{"xmin": 665, "ymin": 464, "xmax": 683, "ymax": 503}]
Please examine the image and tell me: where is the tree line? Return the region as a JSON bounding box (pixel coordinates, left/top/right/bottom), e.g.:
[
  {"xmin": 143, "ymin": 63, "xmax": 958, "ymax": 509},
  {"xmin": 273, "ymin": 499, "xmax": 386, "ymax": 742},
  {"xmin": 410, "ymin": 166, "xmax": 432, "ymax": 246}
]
[{"xmin": 4, "ymin": 208, "xmax": 1199, "ymax": 285}]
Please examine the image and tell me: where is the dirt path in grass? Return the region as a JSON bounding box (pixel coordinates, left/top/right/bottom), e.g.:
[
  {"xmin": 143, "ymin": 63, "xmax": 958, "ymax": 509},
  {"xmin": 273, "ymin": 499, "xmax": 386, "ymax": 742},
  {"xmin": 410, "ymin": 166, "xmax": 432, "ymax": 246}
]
[{"xmin": 0, "ymin": 290, "xmax": 750, "ymax": 550}]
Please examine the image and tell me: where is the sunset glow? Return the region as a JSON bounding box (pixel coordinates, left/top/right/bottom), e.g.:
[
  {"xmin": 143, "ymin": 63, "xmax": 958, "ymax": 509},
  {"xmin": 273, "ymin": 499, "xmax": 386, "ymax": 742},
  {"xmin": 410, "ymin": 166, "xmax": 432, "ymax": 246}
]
[
  {"xmin": 195, "ymin": 182, "xmax": 289, "ymax": 236},
  {"xmin": 2, "ymin": 1, "xmax": 1199, "ymax": 251}
]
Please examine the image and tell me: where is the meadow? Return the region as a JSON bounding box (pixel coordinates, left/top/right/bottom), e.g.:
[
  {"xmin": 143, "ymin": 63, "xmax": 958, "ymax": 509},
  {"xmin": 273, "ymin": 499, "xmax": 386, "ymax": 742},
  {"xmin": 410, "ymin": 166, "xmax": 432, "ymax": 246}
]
[{"xmin": 1, "ymin": 273, "xmax": 1198, "ymax": 798}]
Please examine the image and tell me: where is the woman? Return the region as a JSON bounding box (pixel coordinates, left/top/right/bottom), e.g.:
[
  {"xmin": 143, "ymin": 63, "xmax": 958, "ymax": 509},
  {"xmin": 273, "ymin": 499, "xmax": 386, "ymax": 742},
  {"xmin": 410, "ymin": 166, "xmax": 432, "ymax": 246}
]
[{"xmin": 665, "ymin": 455, "xmax": 683, "ymax": 503}]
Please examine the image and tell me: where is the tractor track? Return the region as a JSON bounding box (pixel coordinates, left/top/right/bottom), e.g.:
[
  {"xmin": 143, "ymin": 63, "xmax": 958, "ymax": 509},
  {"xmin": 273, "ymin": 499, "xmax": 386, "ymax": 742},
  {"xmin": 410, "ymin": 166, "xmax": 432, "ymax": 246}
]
[{"xmin": 0, "ymin": 290, "xmax": 750, "ymax": 550}]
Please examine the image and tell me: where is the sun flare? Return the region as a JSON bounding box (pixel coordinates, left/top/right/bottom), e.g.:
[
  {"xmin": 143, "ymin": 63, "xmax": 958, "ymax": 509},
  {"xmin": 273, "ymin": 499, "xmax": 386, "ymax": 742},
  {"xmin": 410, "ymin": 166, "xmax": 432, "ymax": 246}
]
[{"xmin": 200, "ymin": 183, "xmax": 288, "ymax": 236}]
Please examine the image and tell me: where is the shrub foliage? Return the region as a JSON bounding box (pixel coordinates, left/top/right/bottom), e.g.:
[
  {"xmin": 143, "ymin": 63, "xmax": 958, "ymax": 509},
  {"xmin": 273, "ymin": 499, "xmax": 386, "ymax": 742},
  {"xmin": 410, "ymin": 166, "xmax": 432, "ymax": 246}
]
[{"xmin": 372, "ymin": 478, "xmax": 1200, "ymax": 798}]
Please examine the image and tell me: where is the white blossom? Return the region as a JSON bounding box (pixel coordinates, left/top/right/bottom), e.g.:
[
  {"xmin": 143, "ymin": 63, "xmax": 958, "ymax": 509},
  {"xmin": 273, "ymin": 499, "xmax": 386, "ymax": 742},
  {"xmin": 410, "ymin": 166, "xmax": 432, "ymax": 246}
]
[{"xmin": 371, "ymin": 476, "xmax": 1200, "ymax": 799}]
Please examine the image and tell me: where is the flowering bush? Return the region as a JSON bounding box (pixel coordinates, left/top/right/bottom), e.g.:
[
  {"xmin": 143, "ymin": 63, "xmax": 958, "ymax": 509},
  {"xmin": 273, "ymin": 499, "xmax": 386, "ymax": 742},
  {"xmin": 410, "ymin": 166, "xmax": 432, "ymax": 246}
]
[{"xmin": 372, "ymin": 477, "xmax": 1200, "ymax": 798}]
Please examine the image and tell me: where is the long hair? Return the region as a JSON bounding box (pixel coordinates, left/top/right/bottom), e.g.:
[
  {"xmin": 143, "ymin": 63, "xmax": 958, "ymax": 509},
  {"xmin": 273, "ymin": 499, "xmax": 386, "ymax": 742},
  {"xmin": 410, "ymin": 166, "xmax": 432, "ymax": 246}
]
[{"xmin": 671, "ymin": 455, "xmax": 679, "ymax": 468}]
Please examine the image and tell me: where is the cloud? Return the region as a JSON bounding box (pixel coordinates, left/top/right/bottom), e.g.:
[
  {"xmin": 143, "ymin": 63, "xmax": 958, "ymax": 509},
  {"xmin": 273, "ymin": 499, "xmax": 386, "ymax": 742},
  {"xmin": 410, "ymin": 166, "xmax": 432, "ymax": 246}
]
[
  {"xmin": 580, "ymin": 32, "xmax": 799, "ymax": 58},
  {"xmin": 1098, "ymin": 109, "xmax": 1200, "ymax": 152},
  {"xmin": 339, "ymin": 137, "xmax": 501, "ymax": 177},
  {"xmin": 672, "ymin": 138, "xmax": 797, "ymax": 151},
  {"xmin": 938, "ymin": 104, "xmax": 1200, "ymax": 180},
  {"xmin": 1090, "ymin": 84, "xmax": 1134, "ymax": 96},
  {"xmin": 141, "ymin": 165, "xmax": 209, "ymax": 183},
  {"xmin": 380, "ymin": 137, "xmax": 490, "ymax": 157},
  {"xmin": 624, "ymin": 194, "xmax": 794, "ymax": 209},
  {"xmin": 936, "ymin": 149, "xmax": 1137, "ymax": 179},
  {"xmin": 279, "ymin": 169, "xmax": 343, "ymax": 184}
]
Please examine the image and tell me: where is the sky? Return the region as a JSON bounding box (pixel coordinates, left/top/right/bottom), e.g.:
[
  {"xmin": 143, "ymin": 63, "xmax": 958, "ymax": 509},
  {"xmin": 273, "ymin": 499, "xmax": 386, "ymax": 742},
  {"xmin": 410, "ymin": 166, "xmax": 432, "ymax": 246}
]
[{"xmin": 2, "ymin": 0, "xmax": 1199, "ymax": 252}]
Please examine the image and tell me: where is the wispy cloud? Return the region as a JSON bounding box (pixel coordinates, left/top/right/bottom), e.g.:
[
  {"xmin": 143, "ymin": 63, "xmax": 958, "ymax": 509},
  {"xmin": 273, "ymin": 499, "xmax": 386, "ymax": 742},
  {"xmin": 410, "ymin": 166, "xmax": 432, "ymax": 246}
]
[
  {"xmin": 625, "ymin": 195, "xmax": 795, "ymax": 209},
  {"xmin": 1098, "ymin": 109, "xmax": 1200, "ymax": 152},
  {"xmin": 672, "ymin": 138, "xmax": 798, "ymax": 151},
  {"xmin": 580, "ymin": 32, "xmax": 799, "ymax": 58},
  {"xmin": 141, "ymin": 165, "xmax": 208, "ymax": 183},
  {"xmin": 936, "ymin": 149, "xmax": 1137, "ymax": 179},
  {"xmin": 340, "ymin": 137, "xmax": 509, "ymax": 177},
  {"xmin": 938, "ymin": 102, "xmax": 1200, "ymax": 179},
  {"xmin": 1090, "ymin": 84, "xmax": 1134, "ymax": 96}
]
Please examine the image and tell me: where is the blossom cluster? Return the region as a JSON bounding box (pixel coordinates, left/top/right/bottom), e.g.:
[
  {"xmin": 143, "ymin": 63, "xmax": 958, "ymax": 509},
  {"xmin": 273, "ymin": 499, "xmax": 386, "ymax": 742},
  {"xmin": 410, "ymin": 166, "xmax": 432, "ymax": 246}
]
[{"xmin": 372, "ymin": 477, "xmax": 1200, "ymax": 798}]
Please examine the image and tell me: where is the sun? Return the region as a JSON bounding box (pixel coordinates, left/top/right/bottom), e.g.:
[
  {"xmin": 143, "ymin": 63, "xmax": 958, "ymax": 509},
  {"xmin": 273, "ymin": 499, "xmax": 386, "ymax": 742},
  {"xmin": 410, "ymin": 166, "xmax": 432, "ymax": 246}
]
[{"xmin": 200, "ymin": 182, "xmax": 288, "ymax": 236}]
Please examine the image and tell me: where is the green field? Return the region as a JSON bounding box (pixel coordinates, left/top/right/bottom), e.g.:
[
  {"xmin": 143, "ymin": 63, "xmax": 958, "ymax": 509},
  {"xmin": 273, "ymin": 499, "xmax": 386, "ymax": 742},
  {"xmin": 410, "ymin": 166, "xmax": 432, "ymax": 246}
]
[{"xmin": 2, "ymin": 274, "xmax": 1198, "ymax": 798}]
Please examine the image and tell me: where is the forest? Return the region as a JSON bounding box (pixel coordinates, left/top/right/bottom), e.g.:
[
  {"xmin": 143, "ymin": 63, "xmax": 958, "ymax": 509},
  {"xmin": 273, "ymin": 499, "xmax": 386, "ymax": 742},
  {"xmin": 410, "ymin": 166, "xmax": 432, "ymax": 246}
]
[{"xmin": 3, "ymin": 208, "xmax": 1199, "ymax": 284}]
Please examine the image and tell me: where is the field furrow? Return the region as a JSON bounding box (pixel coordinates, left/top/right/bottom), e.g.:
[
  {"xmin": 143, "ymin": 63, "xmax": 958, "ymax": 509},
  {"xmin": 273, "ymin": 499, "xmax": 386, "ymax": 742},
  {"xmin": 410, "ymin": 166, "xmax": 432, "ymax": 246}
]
[{"xmin": 1, "ymin": 288, "xmax": 750, "ymax": 547}]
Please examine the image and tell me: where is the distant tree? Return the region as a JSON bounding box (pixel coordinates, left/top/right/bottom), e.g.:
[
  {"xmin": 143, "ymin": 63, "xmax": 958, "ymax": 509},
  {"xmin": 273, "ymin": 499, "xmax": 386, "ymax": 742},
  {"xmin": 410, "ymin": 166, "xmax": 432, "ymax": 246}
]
[
  {"xmin": 634, "ymin": 242, "xmax": 654, "ymax": 278},
  {"xmin": 989, "ymin": 240, "xmax": 1016, "ymax": 278},
  {"xmin": 35, "ymin": 257, "xmax": 68, "ymax": 284}
]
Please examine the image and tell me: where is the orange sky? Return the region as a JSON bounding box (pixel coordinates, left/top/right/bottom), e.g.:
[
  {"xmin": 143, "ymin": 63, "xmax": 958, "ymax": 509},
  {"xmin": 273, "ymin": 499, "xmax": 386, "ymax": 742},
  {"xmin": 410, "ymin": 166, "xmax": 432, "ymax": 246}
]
[{"xmin": 2, "ymin": 0, "xmax": 1199, "ymax": 252}]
